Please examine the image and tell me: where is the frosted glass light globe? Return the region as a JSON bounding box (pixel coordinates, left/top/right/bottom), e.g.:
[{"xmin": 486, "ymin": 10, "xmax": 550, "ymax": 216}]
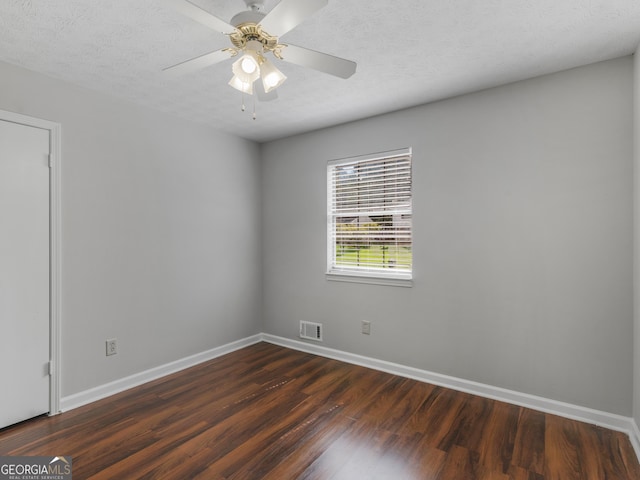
[{"xmin": 241, "ymin": 56, "xmax": 258, "ymax": 74}]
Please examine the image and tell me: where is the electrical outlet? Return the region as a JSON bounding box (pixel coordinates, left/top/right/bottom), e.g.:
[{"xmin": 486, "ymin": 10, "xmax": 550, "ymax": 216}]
[
  {"xmin": 106, "ymin": 339, "xmax": 118, "ymax": 356},
  {"xmin": 361, "ymin": 321, "xmax": 371, "ymax": 335}
]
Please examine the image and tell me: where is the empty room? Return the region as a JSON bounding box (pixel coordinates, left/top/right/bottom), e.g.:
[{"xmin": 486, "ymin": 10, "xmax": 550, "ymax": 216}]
[{"xmin": 2, "ymin": 0, "xmax": 640, "ymax": 478}]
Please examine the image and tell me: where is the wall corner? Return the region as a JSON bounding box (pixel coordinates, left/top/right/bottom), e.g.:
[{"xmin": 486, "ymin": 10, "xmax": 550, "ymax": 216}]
[{"xmin": 633, "ymin": 44, "xmax": 640, "ymax": 432}]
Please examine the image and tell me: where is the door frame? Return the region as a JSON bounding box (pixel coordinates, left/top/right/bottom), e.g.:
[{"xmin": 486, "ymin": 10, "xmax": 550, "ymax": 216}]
[{"xmin": 1, "ymin": 109, "xmax": 62, "ymax": 416}]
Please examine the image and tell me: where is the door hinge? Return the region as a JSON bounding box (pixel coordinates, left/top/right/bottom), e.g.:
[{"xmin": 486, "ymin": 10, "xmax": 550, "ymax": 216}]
[
  {"xmin": 48, "ymin": 361, "xmax": 55, "ymax": 376},
  {"xmin": 48, "ymin": 154, "xmax": 54, "ymax": 168}
]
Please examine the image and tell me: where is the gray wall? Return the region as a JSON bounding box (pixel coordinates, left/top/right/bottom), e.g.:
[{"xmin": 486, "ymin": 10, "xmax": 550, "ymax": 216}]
[
  {"xmin": 261, "ymin": 57, "xmax": 634, "ymax": 415},
  {"xmin": 0, "ymin": 56, "xmax": 634, "ymax": 416},
  {"xmin": 0, "ymin": 61, "xmax": 263, "ymax": 397}
]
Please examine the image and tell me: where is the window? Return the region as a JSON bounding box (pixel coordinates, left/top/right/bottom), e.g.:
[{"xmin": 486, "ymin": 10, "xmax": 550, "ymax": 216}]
[{"xmin": 327, "ymin": 148, "xmax": 412, "ymax": 286}]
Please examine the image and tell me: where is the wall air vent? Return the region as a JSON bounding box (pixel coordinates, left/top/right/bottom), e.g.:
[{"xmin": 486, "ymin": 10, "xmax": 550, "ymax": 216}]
[{"xmin": 300, "ymin": 321, "xmax": 323, "ymax": 342}]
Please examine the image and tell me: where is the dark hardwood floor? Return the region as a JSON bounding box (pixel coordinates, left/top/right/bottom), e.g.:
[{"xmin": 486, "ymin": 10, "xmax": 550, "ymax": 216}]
[{"xmin": 1, "ymin": 342, "xmax": 638, "ymax": 479}]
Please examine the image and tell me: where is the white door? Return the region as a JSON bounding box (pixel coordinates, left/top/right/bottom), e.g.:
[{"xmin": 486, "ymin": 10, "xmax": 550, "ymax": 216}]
[{"xmin": 0, "ymin": 119, "xmax": 50, "ymax": 428}]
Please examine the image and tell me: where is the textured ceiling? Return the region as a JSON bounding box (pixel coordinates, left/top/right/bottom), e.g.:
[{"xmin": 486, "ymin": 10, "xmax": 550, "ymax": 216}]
[{"xmin": 1, "ymin": 0, "xmax": 640, "ymax": 142}]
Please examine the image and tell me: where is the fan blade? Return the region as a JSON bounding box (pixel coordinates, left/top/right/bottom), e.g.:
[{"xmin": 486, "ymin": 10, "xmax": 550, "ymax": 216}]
[
  {"xmin": 256, "ymin": 82, "xmax": 278, "ymax": 102},
  {"xmin": 259, "ymin": 0, "xmax": 328, "ymax": 38},
  {"xmin": 163, "ymin": 49, "xmax": 230, "ymax": 75},
  {"xmin": 171, "ymin": 0, "xmax": 236, "ymax": 35},
  {"xmin": 280, "ymin": 44, "xmax": 356, "ymax": 79}
]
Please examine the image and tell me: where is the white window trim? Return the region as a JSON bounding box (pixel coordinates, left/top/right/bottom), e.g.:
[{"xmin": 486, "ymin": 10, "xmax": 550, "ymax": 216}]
[
  {"xmin": 326, "ymin": 147, "xmax": 413, "ymax": 287},
  {"xmin": 326, "ymin": 272, "xmax": 413, "ymax": 288}
]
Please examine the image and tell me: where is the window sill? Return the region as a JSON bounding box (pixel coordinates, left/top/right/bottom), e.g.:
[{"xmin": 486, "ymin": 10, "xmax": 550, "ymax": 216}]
[{"xmin": 326, "ymin": 271, "xmax": 413, "ymax": 288}]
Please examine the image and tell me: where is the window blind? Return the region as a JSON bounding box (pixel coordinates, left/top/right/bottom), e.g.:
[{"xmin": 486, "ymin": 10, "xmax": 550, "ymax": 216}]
[{"xmin": 327, "ymin": 148, "xmax": 412, "ymax": 280}]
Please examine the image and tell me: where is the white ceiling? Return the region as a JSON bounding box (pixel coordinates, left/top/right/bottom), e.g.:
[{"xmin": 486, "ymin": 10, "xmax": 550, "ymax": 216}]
[{"xmin": 1, "ymin": 0, "xmax": 640, "ymax": 143}]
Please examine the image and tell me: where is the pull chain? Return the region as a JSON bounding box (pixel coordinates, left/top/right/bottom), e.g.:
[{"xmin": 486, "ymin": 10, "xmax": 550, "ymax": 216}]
[
  {"xmin": 238, "ymin": 92, "xmax": 257, "ymax": 120},
  {"xmin": 252, "ymin": 94, "xmax": 256, "ymax": 120}
]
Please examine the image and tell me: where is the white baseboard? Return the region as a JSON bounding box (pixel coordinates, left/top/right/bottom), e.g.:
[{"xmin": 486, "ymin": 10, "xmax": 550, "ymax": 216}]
[
  {"xmin": 631, "ymin": 420, "xmax": 640, "ymax": 462},
  {"xmin": 261, "ymin": 334, "xmax": 637, "ymax": 438},
  {"xmin": 60, "ymin": 335, "xmax": 262, "ymax": 412}
]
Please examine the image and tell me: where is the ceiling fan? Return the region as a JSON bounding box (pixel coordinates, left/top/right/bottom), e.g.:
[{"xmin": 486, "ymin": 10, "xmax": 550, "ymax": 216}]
[{"xmin": 165, "ymin": 0, "xmax": 357, "ymax": 103}]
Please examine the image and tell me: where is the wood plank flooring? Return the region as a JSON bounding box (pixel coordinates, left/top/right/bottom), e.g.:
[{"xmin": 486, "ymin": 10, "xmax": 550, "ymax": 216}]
[{"xmin": 1, "ymin": 342, "xmax": 638, "ymax": 479}]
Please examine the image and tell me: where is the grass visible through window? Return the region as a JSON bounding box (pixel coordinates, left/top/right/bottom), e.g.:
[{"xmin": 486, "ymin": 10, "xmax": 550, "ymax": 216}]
[{"xmin": 335, "ymin": 245, "xmax": 412, "ymax": 270}]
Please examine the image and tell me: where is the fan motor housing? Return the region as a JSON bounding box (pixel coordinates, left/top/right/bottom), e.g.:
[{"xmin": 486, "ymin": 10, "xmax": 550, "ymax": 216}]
[
  {"xmin": 229, "ymin": 11, "xmax": 281, "ymax": 56},
  {"xmin": 230, "ymin": 10, "xmax": 265, "ymax": 27}
]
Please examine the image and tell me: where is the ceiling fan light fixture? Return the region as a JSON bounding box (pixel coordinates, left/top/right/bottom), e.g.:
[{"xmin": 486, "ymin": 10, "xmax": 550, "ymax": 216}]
[
  {"xmin": 260, "ymin": 58, "xmax": 287, "ymax": 93},
  {"xmin": 229, "ymin": 74, "xmax": 254, "ymax": 94},
  {"xmin": 232, "ymin": 43, "xmax": 262, "ymax": 84},
  {"xmin": 241, "ymin": 56, "xmax": 258, "ymax": 74},
  {"xmin": 232, "ymin": 56, "xmax": 260, "ymax": 84}
]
